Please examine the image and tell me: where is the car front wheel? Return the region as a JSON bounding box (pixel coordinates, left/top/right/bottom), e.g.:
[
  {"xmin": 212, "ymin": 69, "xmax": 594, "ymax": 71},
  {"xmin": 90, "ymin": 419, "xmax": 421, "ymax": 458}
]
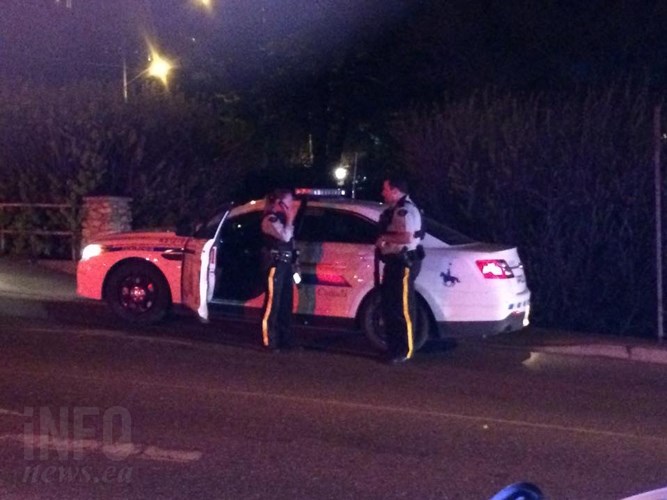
[
  {"xmin": 105, "ymin": 261, "xmax": 171, "ymax": 324},
  {"xmin": 360, "ymin": 291, "xmax": 431, "ymax": 352}
]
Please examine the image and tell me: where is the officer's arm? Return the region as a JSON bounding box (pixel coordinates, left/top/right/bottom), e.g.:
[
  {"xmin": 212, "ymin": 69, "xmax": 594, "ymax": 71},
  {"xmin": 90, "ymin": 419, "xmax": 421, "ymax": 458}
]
[
  {"xmin": 379, "ymin": 232, "xmax": 412, "ymax": 245},
  {"xmin": 262, "ymin": 215, "xmax": 294, "ymax": 242},
  {"xmin": 377, "ymin": 209, "xmax": 419, "ymax": 246}
]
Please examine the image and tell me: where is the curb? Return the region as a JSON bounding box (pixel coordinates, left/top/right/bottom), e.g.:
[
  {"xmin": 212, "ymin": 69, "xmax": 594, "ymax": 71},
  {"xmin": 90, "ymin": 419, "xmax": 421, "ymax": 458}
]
[
  {"xmin": 628, "ymin": 345, "xmax": 667, "ymax": 364},
  {"xmin": 36, "ymin": 260, "xmax": 77, "ymax": 275},
  {"xmin": 536, "ymin": 343, "xmax": 667, "ymax": 365}
]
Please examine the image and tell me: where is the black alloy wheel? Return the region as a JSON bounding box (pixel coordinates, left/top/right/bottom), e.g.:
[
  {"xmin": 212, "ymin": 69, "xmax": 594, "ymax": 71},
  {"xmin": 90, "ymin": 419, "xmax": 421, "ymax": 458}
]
[
  {"xmin": 360, "ymin": 291, "xmax": 430, "ymax": 352},
  {"xmin": 106, "ymin": 262, "xmax": 170, "ymax": 324}
]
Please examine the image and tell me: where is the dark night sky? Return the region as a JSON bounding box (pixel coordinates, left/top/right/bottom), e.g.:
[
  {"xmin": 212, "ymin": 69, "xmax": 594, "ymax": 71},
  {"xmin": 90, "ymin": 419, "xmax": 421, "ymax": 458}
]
[
  {"xmin": 1, "ymin": 1, "xmax": 666, "ymax": 92},
  {"xmin": 0, "ymin": 1, "xmax": 410, "ymax": 86}
]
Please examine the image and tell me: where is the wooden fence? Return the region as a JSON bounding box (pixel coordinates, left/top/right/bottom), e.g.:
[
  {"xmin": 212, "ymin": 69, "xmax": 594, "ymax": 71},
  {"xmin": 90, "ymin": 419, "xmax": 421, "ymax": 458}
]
[{"xmin": 0, "ymin": 203, "xmax": 77, "ymax": 261}]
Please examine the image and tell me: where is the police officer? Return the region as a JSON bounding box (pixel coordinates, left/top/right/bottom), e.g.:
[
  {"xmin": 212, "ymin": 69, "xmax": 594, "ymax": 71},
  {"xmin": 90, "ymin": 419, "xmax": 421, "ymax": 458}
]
[
  {"xmin": 261, "ymin": 188, "xmax": 299, "ymax": 351},
  {"xmin": 376, "ymin": 176, "xmax": 424, "ymax": 363}
]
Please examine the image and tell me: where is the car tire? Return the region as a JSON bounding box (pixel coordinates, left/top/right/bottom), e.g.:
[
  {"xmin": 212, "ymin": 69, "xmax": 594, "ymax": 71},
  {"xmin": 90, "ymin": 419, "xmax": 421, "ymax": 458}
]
[
  {"xmin": 105, "ymin": 261, "xmax": 171, "ymax": 324},
  {"xmin": 360, "ymin": 291, "xmax": 431, "ymax": 352}
]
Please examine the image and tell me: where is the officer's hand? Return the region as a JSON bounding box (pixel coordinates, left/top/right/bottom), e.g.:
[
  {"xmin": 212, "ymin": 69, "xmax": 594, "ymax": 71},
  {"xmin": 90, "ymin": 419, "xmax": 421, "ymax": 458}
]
[{"xmin": 286, "ymin": 204, "xmax": 298, "ymax": 224}]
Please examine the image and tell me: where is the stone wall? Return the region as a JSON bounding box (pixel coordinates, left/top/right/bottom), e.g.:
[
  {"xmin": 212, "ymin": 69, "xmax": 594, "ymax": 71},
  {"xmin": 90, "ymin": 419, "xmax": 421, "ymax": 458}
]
[{"xmin": 81, "ymin": 196, "xmax": 132, "ymax": 248}]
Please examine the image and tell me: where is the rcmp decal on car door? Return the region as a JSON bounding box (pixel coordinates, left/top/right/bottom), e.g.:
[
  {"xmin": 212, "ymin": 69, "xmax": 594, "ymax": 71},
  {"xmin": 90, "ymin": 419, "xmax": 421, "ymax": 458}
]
[{"xmin": 294, "ymin": 241, "xmax": 356, "ymax": 316}]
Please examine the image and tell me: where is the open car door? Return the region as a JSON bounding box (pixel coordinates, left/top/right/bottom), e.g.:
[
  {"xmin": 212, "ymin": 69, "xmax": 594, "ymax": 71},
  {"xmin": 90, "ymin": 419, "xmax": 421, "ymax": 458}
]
[{"xmin": 181, "ymin": 204, "xmax": 233, "ymax": 321}]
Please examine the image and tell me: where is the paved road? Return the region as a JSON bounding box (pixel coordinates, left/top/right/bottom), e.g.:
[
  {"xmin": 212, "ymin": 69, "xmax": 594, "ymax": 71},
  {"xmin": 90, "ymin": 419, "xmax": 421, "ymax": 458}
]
[{"xmin": 0, "ymin": 259, "xmax": 666, "ymax": 499}]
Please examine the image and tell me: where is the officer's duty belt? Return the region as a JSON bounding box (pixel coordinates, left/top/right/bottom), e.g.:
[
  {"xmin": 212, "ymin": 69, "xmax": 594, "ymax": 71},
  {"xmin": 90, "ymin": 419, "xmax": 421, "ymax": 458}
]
[
  {"xmin": 270, "ymin": 249, "xmax": 295, "ymax": 264},
  {"xmin": 379, "ymin": 246, "xmax": 424, "ymax": 266}
]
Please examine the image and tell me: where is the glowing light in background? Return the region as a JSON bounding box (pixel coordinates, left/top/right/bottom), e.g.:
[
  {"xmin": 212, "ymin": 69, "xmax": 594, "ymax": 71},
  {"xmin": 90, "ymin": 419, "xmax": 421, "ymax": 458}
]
[
  {"xmin": 146, "ymin": 44, "xmax": 173, "ymax": 86},
  {"xmin": 333, "ymin": 166, "xmax": 348, "ymax": 182}
]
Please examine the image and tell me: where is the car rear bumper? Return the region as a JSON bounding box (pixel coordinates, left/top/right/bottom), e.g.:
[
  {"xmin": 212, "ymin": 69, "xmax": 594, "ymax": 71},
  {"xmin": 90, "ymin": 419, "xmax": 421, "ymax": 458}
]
[{"xmin": 434, "ymin": 310, "xmax": 528, "ymax": 339}]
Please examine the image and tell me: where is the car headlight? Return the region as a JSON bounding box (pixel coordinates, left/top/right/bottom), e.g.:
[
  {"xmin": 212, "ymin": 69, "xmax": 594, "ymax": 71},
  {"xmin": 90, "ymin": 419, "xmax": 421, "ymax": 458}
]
[{"xmin": 81, "ymin": 244, "xmax": 104, "ymax": 261}]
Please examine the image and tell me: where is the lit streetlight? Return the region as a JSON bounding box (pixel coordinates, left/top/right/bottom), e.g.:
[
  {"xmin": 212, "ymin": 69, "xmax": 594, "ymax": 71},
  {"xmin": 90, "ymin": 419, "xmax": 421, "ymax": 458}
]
[
  {"xmin": 147, "ymin": 51, "xmax": 173, "ymax": 86},
  {"xmin": 333, "ymin": 165, "xmax": 349, "ymax": 185},
  {"xmin": 333, "ymin": 155, "xmax": 361, "ymax": 197},
  {"xmin": 195, "ymin": 0, "xmax": 213, "ymax": 9},
  {"xmin": 122, "ymin": 42, "xmax": 174, "ymax": 102}
]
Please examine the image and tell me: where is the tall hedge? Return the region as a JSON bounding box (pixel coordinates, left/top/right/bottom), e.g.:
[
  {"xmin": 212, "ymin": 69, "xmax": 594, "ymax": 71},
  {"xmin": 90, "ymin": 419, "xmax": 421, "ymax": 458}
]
[
  {"xmin": 0, "ymin": 79, "xmax": 256, "ymax": 239},
  {"xmin": 392, "ymin": 84, "xmax": 662, "ymax": 337},
  {"xmin": 0, "ymin": 78, "xmax": 663, "ymax": 337}
]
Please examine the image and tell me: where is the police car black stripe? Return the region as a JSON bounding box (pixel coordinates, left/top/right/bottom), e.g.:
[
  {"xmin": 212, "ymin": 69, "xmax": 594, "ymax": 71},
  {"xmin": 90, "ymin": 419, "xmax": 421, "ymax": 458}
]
[{"xmin": 105, "ymin": 245, "xmax": 184, "ymax": 253}]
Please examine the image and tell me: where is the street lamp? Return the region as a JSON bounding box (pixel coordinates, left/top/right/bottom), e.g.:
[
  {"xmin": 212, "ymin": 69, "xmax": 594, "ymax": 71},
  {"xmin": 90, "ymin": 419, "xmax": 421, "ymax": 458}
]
[
  {"xmin": 147, "ymin": 51, "xmax": 173, "ymax": 86},
  {"xmin": 122, "ymin": 43, "xmax": 174, "ymax": 102},
  {"xmin": 195, "ymin": 0, "xmax": 213, "ymax": 9},
  {"xmin": 333, "ymin": 166, "xmax": 349, "ymax": 186},
  {"xmin": 333, "ymin": 154, "xmax": 360, "ymax": 197}
]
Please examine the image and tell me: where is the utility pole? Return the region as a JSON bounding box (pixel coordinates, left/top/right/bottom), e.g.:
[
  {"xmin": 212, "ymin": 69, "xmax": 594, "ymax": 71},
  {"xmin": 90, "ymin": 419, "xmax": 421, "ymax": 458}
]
[
  {"xmin": 351, "ymin": 152, "xmax": 358, "ymax": 199},
  {"xmin": 654, "ymin": 104, "xmax": 664, "ymax": 342},
  {"xmin": 122, "ymin": 43, "xmax": 128, "ymax": 103}
]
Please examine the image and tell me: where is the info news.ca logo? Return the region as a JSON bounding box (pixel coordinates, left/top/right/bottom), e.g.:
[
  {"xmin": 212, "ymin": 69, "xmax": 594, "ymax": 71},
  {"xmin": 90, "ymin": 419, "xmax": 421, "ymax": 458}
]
[
  {"xmin": 20, "ymin": 406, "xmax": 133, "ymax": 485},
  {"xmin": 23, "ymin": 406, "xmax": 132, "ymax": 461}
]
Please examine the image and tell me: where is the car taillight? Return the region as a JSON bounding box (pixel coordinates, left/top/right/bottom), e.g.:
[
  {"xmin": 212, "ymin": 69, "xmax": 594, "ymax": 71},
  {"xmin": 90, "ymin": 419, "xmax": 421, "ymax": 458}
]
[{"xmin": 476, "ymin": 259, "xmax": 514, "ymax": 279}]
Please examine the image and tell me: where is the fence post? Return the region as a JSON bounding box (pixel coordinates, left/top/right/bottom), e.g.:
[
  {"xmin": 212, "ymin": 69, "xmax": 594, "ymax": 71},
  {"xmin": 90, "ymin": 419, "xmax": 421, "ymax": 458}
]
[
  {"xmin": 69, "ymin": 203, "xmax": 77, "ymax": 262},
  {"xmin": 654, "ymin": 104, "xmax": 664, "ymax": 342},
  {"xmin": 80, "ymin": 196, "xmax": 133, "ymax": 251}
]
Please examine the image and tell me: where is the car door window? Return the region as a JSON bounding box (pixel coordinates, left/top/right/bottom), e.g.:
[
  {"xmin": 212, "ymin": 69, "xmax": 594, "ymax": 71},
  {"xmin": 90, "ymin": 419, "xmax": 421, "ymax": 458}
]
[
  {"xmin": 213, "ymin": 210, "xmax": 265, "ymax": 301},
  {"xmin": 297, "ymin": 207, "xmax": 378, "ymax": 244},
  {"xmin": 193, "ymin": 204, "xmax": 234, "ymax": 240},
  {"xmin": 218, "ymin": 211, "xmax": 262, "ymax": 241}
]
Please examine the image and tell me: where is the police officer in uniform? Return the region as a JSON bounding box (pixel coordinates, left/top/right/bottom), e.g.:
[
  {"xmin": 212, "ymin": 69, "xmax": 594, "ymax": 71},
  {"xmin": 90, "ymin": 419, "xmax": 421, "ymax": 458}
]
[
  {"xmin": 261, "ymin": 188, "xmax": 299, "ymax": 351},
  {"xmin": 376, "ymin": 176, "xmax": 424, "ymax": 363}
]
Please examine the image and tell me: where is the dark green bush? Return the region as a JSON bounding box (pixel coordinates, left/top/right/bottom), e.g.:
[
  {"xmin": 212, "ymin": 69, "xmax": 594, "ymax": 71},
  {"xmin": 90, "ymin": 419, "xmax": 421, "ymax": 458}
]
[{"xmin": 392, "ymin": 84, "xmax": 661, "ymax": 336}]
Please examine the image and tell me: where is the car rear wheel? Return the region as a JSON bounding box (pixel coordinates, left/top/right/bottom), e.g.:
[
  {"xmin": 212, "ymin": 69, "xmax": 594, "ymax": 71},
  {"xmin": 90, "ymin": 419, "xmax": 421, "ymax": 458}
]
[
  {"xmin": 360, "ymin": 291, "xmax": 431, "ymax": 352},
  {"xmin": 105, "ymin": 261, "xmax": 171, "ymax": 324}
]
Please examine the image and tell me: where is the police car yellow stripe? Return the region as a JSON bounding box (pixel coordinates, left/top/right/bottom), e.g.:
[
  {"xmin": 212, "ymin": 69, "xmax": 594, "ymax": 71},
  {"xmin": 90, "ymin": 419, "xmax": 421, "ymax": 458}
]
[
  {"xmin": 262, "ymin": 267, "xmax": 276, "ymax": 347},
  {"xmin": 403, "ymin": 268, "xmax": 414, "ymax": 359}
]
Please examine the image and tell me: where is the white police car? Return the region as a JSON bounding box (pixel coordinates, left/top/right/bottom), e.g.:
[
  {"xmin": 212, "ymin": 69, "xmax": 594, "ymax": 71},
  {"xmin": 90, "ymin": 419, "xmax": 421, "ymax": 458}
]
[{"xmin": 77, "ymin": 189, "xmax": 531, "ymax": 351}]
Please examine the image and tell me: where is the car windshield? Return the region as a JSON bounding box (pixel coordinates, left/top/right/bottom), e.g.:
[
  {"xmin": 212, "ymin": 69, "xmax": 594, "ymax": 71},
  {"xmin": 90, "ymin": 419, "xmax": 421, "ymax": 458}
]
[{"xmin": 423, "ymin": 216, "xmax": 475, "ymax": 245}]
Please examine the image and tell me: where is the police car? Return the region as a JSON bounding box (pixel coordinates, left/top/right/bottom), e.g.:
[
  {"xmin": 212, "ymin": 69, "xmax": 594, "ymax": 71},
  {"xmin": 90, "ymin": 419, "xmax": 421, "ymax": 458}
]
[{"xmin": 77, "ymin": 189, "xmax": 531, "ymax": 351}]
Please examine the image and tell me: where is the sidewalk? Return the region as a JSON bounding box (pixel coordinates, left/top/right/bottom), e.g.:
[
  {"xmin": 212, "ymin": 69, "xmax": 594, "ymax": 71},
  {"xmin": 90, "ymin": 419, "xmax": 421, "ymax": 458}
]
[
  {"xmin": 0, "ymin": 257, "xmax": 78, "ymax": 301},
  {"xmin": 476, "ymin": 326, "xmax": 667, "ymax": 365},
  {"xmin": 1, "ymin": 257, "xmax": 666, "ymax": 365}
]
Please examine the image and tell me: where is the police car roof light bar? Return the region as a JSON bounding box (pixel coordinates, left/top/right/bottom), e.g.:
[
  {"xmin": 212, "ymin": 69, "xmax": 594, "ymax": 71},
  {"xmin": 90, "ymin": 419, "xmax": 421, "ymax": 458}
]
[{"xmin": 294, "ymin": 188, "xmax": 346, "ymax": 198}]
